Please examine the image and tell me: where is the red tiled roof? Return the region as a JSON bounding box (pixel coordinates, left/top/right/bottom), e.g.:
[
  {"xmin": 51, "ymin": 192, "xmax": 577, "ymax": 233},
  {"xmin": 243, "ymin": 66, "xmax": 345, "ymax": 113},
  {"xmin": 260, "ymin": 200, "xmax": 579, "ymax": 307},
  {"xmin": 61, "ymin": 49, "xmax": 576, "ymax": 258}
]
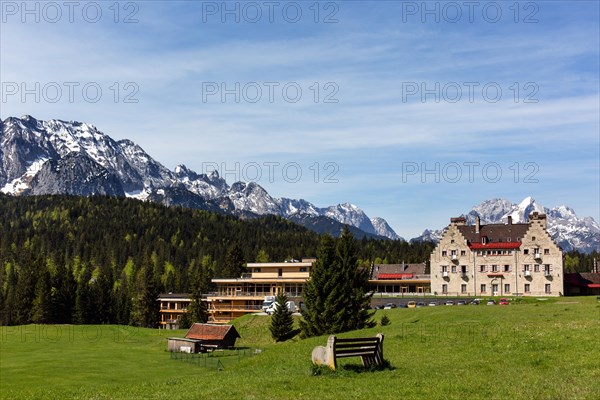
[
  {"xmin": 469, "ymin": 242, "xmax": 522, "ymax": 250},
  {"xmin": 378, "ymin": 273, "xmax": 414, "ymax": 279},
  {"xmin": 185, "ymin": 323, "xmax": 240, "ymax": 341}
]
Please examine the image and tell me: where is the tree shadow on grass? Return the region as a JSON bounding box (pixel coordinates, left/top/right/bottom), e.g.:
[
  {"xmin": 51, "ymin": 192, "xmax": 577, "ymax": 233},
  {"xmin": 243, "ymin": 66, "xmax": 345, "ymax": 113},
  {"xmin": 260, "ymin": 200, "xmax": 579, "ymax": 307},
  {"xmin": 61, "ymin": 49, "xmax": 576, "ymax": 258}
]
[{"xmin": 311, "ymin": 359, "xmax": 394, "ymax": 376}]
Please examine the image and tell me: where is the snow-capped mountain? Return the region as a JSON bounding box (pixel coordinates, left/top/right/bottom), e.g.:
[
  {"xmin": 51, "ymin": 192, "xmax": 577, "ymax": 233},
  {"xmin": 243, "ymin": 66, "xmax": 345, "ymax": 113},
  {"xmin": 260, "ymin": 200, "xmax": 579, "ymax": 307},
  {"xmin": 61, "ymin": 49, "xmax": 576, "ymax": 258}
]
[
  {"xmin": 0, "ymin": 116, "xmax": 401, "ymax": 240},
  {"xmin": 411, "ymin": 197, "xmax": 600, "ymax": 253},
  {"xmin": 371, "ymin": 217, "xmax": 403, "ymax": 240}
]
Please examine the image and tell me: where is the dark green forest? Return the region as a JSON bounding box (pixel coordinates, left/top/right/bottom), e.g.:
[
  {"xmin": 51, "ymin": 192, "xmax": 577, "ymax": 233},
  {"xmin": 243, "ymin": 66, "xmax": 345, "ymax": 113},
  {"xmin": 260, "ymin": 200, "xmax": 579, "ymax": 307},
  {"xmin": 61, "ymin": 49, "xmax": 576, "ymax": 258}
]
[{"xmin": 0, "ymin": 194, "xmax": 435, "ymax": 327}]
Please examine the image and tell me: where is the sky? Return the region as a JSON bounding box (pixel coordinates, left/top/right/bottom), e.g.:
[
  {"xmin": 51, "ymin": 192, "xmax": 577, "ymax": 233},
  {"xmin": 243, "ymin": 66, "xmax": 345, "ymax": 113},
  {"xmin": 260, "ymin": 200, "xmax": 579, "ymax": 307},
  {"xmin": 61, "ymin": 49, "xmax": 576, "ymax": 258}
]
[{"xmin": 1, "ymin": 0, "xmax": 599, "ymax": 239}]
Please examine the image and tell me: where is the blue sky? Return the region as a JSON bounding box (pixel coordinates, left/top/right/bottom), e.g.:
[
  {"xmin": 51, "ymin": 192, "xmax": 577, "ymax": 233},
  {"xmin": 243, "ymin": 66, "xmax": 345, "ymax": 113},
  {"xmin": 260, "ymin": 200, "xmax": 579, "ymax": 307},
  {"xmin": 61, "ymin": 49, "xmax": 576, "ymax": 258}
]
[{"xmin": 1, "ymin": 0, "xmax": 599, "ymax": 238}]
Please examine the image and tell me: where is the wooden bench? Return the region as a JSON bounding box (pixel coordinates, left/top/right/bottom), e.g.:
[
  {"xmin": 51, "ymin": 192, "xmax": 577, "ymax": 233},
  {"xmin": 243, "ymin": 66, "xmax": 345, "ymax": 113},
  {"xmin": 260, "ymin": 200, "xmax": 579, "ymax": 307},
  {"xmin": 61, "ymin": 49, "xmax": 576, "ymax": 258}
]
[{"xmin": 311, "ymin": 334, "xmax": 384, "ymax": 370}]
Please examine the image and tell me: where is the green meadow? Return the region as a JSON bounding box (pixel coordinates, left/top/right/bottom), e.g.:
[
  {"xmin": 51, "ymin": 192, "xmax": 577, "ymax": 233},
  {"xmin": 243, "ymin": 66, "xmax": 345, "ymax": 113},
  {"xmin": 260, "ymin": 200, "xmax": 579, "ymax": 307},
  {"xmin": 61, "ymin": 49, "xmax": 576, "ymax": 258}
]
[{"xmin": 1, "ymin": 297, "xmax": 599, "ymax": 400}]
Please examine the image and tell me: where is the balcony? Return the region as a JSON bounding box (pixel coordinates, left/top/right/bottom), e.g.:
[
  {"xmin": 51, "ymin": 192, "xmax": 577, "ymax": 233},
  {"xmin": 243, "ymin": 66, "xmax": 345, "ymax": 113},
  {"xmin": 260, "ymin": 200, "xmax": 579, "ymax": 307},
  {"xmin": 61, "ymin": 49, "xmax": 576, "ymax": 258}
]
[
  {"xmin": 534, "ymin": 253, "xmax": 542, "ymax": 259},
  {"xmin": 442, "ymin": 271, "xmax": 449, "ymax": 277},
  {"xmin": 524, "ymin": 270, "xmax": 531, "ymax": 277},
  {"xmin": 544, "ymin": 271, "xmax": 552, "ymax": 277}
]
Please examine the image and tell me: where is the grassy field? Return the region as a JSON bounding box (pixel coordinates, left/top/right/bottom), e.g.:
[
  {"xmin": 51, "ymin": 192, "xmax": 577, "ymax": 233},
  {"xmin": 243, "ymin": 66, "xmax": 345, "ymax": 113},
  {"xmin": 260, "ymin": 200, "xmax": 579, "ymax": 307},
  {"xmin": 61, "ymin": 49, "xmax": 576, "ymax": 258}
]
[{"xmin": 1, "ymin": 297, "xmax": 599, "ymax": 399}]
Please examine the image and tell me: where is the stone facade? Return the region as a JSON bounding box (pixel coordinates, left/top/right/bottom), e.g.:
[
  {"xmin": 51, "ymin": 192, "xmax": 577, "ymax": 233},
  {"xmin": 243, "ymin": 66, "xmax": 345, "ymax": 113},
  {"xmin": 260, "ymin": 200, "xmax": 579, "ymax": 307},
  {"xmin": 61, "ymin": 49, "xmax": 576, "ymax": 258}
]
[{"xmin": 430, "ymin": 213, "xmax": 564, "ymax": 297}]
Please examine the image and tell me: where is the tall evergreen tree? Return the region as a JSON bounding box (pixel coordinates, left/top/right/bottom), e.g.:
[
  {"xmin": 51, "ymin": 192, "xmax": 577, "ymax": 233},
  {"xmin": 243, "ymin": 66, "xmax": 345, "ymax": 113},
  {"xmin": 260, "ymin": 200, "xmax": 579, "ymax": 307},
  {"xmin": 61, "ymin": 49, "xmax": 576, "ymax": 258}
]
[
  {"xmin": 300, "ymin": 234, "xmax": 337, "ymax": 337},
  {"xmin": 269, "ymin": 291, "xmax": 295, "ymax": 342},
  {"xmin": 221, "ymin": 244, "xmax": 245, "ymax": 278},
  {"xmin": 2, "ymin": 264, "xmax": 18, "ymax": 325},
  {"xmin": 130, "ymin": 263, "xmax": 158, "ymax": 328},
  {"xmin": 180, "ymin": 256, "xmax": 212, "ymax": 328},
  {"xmin": 74, "ymin": 266, "xmax": 93, "ymax": 324},
  {"xmin": 31, "ymin": 265, "xmax": 54, "ymax": 324},
  {"xmin": 301, "ymin": 227, "xmax": 374, "ymax": 337}
]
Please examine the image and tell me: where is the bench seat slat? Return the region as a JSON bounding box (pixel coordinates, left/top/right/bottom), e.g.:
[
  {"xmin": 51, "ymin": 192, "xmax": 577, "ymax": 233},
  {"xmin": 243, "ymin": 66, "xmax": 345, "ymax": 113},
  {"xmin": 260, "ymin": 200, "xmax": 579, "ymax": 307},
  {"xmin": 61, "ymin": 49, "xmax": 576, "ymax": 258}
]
[
  {"xmin": 336, "ymin": 351, "xmax": 377, "ymax": 358},
  {"xmin": 335, "ymin": 337, "xmax": 379, "ymax": 343},
  {"xmin": 336, "ymin": 348, "xmax": 378, "ymax": 356},
  {"xmin": 335, "ymin": 342, "xmax": 378, "ymax": 349}
]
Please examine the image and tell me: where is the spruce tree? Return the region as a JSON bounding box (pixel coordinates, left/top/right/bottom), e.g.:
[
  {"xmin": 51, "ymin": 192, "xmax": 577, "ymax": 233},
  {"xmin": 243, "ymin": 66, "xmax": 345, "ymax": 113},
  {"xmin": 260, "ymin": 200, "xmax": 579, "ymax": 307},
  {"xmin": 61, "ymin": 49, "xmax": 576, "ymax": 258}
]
[
  {"xmin": 221, "ymin": 244, "xmax": 245, "ymax": 278},
  {"xmin": 2, "ymin": 265, "xmax": 18, "ymax": 325},
  {"xmin": 269, "ymin": 291, "xmax": 294, "ymax": 342},
  {"xmin": 300, "ymin": 234, "xmax": 337, "ymax": 337},
  {"xmin": 130, "ymin": 263, "xmax": 159, "ymax": 328},
  {"xmin": 301, "ymin": 227, "xmax": 374, "ymax": 337},
  {"xmin": 30, "ymin": 266, "xmax": 53, "ymax": 324}
]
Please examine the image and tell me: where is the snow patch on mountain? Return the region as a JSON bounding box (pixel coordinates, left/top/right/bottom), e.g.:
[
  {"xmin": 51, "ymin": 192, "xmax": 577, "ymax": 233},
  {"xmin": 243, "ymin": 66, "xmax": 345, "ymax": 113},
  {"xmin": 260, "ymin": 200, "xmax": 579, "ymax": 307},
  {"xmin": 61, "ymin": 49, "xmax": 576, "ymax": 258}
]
[{"xmin": 1, "ymin": 157, "xmax": 48, "ymax": 194}]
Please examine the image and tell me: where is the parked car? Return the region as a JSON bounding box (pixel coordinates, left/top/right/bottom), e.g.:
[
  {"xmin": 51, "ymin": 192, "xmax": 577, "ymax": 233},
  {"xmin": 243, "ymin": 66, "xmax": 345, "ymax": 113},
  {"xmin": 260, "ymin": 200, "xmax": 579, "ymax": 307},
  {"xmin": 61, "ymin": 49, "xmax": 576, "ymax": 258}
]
[
  {"xmin": 445, "ymin": 300, "xmax": 454, "ymax": 306},
  {"xmin": 471, "ymin": 299, "xmax": 480, "ymax": 305},
  {"xmin": 428, "ymin": 301, "xmax": 437, "ymax": 306},
  {"xmin": 398, "ymin": 303, "xmax": 408, "ymax": 308},
  {"xmin": 499, "ymin": 298, "xmax": 509, "ymax": 305},
  {"xmin": 407, "ymin": 301, "xmax": 416, "ymax": 308},
  {"xmin": 486, "ymin": 299, "xmax": 496, "ymax": 305},
  {"xmin": 383, "ymin": 303, "xmax": 396, "ymax": 310},
  {"xmin": 457, "ymin": 300, "xmax": 467, "ymax": 306},
  {"xmin": 416, "ymin": 302, "xmax": 426, "ymax": 308},
  {"xmin": 374, "ymin": 304, "xmax": 384, "ymax": 310}
]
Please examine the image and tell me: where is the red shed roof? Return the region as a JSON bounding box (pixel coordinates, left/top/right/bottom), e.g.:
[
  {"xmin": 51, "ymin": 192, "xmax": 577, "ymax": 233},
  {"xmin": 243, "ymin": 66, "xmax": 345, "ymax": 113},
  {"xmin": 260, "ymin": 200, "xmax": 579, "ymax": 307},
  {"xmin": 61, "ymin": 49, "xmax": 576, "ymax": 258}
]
[{"xmin": 185, "ymin": 323, "xmax": 240, "ymax": 341}]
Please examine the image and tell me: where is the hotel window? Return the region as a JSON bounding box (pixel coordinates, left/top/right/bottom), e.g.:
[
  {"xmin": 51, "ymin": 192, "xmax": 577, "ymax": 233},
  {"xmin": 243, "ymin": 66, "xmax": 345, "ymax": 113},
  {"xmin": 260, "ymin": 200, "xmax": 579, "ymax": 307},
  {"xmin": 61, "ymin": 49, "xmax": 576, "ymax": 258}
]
[
  {"xmin": 299, "ymin": 267, "xmax": 307, "ymax": 272},
  {"xmin": 442, "ymin": 250, "xmax": 447, "ymax": 256},
  {"xmin": 524, "ymin": 283, "xmax": 531, "ymax": 293},
  {"xmin": 492, "ymin": 265, "xmax": 498, "ymax": 272},
  {"xmin": 545, "ymin": 284, "xmax": 551, "ymax": 294},
  {"xmin": 480, "ymin": 284, "xmax": 487, "ymax": 293},
  {"xmin": 532, "ymin": 236, "xmax": 536, "ymax": 241},
  {"xmin": 451, "ymin": 239, "xmax": 455, "ymax": 243},
  {"xmin": 460, "ymin": 250, "xmax": 466, "ymax": 256},
  {"xmin": 544, "ymin": 265, "xmax": 551, "ymax": 275},
  {"xmin": 504, "ymin": 284, "xmax": 510, "ymax": 293},
  {"xmin": 503, "ymin": 265, "xmax": 510, "ymax": 272},
  {"xmin": 461, "ymin": 284, "xmax": 467, "ymax": 293},
  {"xmin": 524, "ymin": 249, "xmax": 529, "ymax": 255},
  {"xmin": 479, "ymin": 265, "xmax": 486, "ymax": 272},
  {"xmin": 523, "ymin": 264, "xmax": 530, "ymax": 272},
  {"xmin": 442, "ymin": 265, "xmax": 448, "ymax": 272},
  {"xmin": 442, "ymin": 284, "xmax": 448, "ymax": 294},
  {"xmin": 451, "ymin": 265, "xmax": 457, "ymax": 273},
  {"xmin": 544, "ymin": 249, "xmax": 550, "ymax": 255},
  {"xmin": 254, "ymin": 268, "xmax": 261, "ymax": 273},
  {"xmin": 461, "ymin": 265, "xmax": 467, "ymax": 274},
  {"xmin": 534, "ymin": 264, "xmax": 540, "ymax": 272}
]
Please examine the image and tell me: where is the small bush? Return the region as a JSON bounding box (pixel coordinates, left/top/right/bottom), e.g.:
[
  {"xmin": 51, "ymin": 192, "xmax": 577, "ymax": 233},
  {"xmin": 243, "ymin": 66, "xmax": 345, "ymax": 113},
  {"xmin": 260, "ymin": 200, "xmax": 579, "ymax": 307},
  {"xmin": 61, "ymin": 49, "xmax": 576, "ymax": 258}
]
[{"xmin": 380, "ymin": 314, "xmax": 391, "ymax": 326}]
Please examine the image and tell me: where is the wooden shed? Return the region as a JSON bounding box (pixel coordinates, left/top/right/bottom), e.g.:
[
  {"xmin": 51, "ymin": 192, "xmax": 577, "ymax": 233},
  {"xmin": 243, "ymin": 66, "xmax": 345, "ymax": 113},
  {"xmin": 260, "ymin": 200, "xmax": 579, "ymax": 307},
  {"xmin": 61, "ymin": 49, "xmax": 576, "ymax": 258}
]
[
  {"xmin": 167, "ymin": 337, "xmax": 202, "ymax": 353},
  {"xmin": 184, "ymin": 323, "xmax": 241, "ymax": 349}
]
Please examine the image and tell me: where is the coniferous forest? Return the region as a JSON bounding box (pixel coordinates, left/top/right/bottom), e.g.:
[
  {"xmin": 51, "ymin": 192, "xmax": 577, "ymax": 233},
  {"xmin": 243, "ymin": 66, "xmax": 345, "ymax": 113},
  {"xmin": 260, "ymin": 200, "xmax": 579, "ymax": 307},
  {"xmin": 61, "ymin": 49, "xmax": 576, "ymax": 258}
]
[{"xmin": 0, "ymin": 194, "xmax": 436, "ymax": 327}]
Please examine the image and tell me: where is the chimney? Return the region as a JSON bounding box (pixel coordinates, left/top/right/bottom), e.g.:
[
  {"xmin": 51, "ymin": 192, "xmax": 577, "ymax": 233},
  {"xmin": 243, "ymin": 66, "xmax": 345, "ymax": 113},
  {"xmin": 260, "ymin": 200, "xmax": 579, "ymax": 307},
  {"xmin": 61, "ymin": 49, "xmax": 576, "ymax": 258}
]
[
  {"xmin": 475, "ymin": 216, "xmax": 480, "ymax": 233},
  {"xmin": 507, "ymin": 216, "xmax": 512, "ymax": 225}
]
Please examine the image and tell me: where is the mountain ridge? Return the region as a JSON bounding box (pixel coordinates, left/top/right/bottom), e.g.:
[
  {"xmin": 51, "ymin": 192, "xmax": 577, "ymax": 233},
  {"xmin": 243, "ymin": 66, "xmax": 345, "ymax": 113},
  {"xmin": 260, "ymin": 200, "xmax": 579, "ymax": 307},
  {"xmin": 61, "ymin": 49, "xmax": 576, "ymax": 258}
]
[{"xmin": 0, "ymin": 115, "xmax": 400, "ymax": 240}]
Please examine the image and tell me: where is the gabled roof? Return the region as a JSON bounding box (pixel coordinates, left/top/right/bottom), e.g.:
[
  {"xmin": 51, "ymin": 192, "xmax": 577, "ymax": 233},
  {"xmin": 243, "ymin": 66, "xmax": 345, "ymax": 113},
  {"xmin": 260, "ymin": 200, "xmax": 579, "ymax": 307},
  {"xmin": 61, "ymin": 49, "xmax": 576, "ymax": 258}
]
[
  {"xmin": 373, "ymin": 263, "xmax": 427, "ymax": 279},
  {"xmin": 457, "ymin": 223, "xmax": 529, "ymax": 245},
  {"xmin": 185, "ymin": 323, "xmax": 241, "ymax": 341}
]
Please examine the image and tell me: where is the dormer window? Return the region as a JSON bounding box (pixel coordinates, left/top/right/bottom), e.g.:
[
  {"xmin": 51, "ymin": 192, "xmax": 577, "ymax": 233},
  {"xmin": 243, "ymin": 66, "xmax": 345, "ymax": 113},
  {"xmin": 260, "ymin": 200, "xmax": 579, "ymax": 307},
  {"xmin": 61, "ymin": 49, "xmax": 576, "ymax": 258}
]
[{"xmin": 481, "ymin": 237, "xmax": 488, "ymax": 244}]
